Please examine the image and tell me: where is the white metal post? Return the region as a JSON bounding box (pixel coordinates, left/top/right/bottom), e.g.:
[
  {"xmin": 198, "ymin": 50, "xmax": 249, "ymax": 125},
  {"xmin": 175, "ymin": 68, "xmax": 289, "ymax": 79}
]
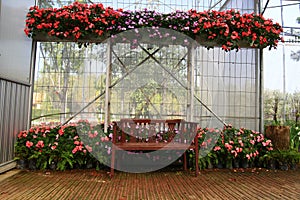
[
  {"xmin": 187, "ymin": 44, "xmax": 195, "ymax": 122},
  {"xmin": 104, "ymin": 39, "xmax": 112, "ymax": 133}
]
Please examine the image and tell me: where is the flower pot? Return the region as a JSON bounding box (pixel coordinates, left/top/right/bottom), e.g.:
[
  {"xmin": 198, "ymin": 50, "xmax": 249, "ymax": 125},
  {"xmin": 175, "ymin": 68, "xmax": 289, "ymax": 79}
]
[
  {"xmin": 226, "ymin": 160, "xmax": 233, "ymax": 169},
  {"xmin": 216, "ymin": 162, "xmax": 224, "ymax": 169},
  {"xmin": 16, "ymin": 159, "xmax": 28, "ymax": 169},
  {"xmin": 73, "ymin": 163, "xmax": 81, "ymax": 169},
  {"xmin": 28, "ymin": 159, "xmax": 37, "ymax": 170},
  {"xmin": 49, "ymin": 161, "xmax": 57, "ymax": 170},
  {"xmin": 267, "ymin": 160, "xmax": 276, "ymax": 170},
  {"xmin": 207, "ymin": 162, "xmax": 214, "ymax": 169},
  {"xmin": 86, "ymin": 161, "xmax": 94, "ymax": 169},
  {"xmin": 289, "ymin": 163, "xmax": 298, "ymax": 170},
  {"xmin": 278, "ymin": 163, "xmax": 289, "ymax": 171},
  {"xmin": 241, "ymin": 159, "xmax": 249, "ymax": 168},
  {"xmin": 233, "ymin": 159, "xmax": 240, "ymax": 168}
]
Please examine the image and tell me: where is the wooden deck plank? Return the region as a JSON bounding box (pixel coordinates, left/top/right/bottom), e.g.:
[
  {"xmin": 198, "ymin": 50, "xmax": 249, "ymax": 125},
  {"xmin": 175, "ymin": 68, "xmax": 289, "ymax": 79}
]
[{"xmin": 0, "ymin": 168, "xmax": 299, "ymax": 200}]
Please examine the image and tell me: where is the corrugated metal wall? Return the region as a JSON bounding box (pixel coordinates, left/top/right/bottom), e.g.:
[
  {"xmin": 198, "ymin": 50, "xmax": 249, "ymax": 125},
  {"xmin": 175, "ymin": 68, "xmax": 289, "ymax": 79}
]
[{"xmin": 0, "ymin": 77, "xmax": 30, "ymax": 165}]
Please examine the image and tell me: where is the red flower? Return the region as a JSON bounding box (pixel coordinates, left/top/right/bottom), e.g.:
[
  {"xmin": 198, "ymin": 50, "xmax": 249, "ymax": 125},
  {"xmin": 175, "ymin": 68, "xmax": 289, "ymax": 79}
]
[
  {"xmin": 24, "ymin": 2, "xmax": 283, "ymax": 51},
  {"xmin": 230, "ymin": 31, "xmax": 240, "ymax": 40},
  {"xmin": 222, "ymin": 45, "xmax": 229, "ymax": 51},
  {"xmin": 213, "ymin": 146, "xmax": 221, "ymax": 151},
  {"xmin": 95, "ymin": 30, "xmax": 104, "ymax": 36},
  {"xmin": 58, "ymin": 128, "xmax": 64, "ymax": 136}
]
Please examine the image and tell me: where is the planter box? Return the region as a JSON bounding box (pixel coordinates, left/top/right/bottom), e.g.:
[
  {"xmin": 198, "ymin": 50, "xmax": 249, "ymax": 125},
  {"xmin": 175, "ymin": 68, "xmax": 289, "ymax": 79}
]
[
  {"xmin": 33, "ymin": 32, "xmax": 253, "ymax": 49},
  {"xmin": 33, "ymin": 33, "xmax": 107, "ymax": 43},
  {"xmin": 265, "ymin": 125, "xmax": 290, "ymax": 150}
]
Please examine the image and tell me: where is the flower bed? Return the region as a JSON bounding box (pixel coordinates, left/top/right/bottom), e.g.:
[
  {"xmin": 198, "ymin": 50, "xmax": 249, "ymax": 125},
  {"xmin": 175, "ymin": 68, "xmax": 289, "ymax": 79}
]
[
  {"xmin": 196, "ymin": 125, "xmax": 274, "ymax": 169},
  {"xmin": 24, "ymin": 2, "xmax": 283, "ymax": 51},
  {"xmin": 15, "ymin": 120, "xmax": 277, "ymax": 171},
  {"xmin": 15, "ymin": 120, "xmax": 112, "ymax": 170}
]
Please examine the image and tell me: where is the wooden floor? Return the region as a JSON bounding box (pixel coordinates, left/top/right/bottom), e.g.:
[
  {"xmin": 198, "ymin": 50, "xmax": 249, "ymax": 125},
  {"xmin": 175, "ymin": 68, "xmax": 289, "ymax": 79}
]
[{"xmin": 0, "ymin": 168, "xmax": 299, "ymax": 200}]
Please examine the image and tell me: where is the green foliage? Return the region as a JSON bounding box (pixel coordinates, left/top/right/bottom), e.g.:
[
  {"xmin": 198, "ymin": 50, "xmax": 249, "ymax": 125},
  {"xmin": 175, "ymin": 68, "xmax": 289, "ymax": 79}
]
[
  {"xmin": 290, "ymin": 125, "xmax": 300, "ymax": 151},
  {"xmin": 259, "ymin": 150, "xmax": 300, "ymax": 169},
  {"xmin": 15, "ymin": 120, "xmax": 111, "ymax": 171},
  {"xmin": 195, "ymin": 125, "xmax": 274, "ymax": 169}
]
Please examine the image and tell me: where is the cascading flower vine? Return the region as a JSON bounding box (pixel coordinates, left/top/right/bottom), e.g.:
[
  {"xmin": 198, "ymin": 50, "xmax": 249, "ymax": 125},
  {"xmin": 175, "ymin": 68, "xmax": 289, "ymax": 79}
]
[{"xmin": 24, "ymin": 2, "xmax": 283, "ymax": 51}]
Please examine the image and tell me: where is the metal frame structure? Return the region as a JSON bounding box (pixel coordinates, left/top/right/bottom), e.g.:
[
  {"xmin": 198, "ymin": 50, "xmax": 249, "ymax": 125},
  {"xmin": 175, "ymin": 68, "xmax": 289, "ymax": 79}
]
[{"xmin": 32, "ymin": 0, "xmax": 262, "ymax": 131}]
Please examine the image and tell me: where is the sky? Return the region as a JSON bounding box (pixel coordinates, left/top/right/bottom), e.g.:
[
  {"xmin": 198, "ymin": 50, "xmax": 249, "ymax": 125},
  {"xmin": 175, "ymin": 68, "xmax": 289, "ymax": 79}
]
[{"xmin": 262, "ymin": 0, "xmax": 300, "ymax": 93}]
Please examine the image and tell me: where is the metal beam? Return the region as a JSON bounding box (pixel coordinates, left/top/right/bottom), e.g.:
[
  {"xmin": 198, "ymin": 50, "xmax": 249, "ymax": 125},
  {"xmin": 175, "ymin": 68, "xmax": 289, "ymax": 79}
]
[
  {"xmin": 104, "ymin": 39, "xmax": 112, "ymax": 133},
  {"xmin": 139, "ymin": 43, "xmax": 228, "ymax": 126},
  {"xmin": 61, "ymin": 47, "xmax": 160, "ymax": 126}
]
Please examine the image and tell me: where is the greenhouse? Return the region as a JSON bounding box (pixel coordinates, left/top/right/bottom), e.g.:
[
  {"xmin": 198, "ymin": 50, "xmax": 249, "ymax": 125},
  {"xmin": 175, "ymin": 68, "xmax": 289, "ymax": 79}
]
[{"xmin": 0, "ymin": 1, "xmax": 299, "ymax": 199}]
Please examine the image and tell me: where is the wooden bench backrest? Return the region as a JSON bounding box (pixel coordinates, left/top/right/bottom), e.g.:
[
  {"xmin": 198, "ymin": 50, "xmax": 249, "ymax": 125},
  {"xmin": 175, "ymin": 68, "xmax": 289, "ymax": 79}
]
[{"xmin": 112, "ymin": 119, "xmax": 198, "ymax": 144}]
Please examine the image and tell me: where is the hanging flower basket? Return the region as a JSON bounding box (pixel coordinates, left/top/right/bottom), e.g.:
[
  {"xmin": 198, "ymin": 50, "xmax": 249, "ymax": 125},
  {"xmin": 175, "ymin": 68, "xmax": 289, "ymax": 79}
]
[
  {"xmin": 33, "ymin": 32, "xmax": 108, "ymax": 43},
  {"xmin": 25, "ymin": 2, "xmax": 283, "ymax": 51}
]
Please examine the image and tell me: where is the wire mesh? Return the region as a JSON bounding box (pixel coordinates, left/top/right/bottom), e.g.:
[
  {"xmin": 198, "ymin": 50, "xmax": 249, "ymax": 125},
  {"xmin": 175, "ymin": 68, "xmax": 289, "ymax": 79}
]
[{"xmin": 33, "ymin": 0, "xmax": 260, "ymax": 129}]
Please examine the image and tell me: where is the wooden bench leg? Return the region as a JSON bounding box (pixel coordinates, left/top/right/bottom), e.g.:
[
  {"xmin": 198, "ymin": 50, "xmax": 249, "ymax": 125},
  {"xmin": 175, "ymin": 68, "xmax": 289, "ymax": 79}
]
[
  {"xmin": 183, "ymin": 152, "xmax": 187, "ymax": 171},
  {"xmin": 110, "ymin": 147, "xmax": 115, "ymax": 177},
  {"xmin": 195, "ymin": 148, "xmax": 199, "ymax": 177}
]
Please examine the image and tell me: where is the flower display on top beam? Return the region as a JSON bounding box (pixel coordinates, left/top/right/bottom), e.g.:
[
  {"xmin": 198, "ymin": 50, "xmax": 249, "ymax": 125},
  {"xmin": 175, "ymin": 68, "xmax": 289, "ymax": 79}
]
[{"xmin": 24, "ymin": 2, "xmax": 283, "ymax": 51}]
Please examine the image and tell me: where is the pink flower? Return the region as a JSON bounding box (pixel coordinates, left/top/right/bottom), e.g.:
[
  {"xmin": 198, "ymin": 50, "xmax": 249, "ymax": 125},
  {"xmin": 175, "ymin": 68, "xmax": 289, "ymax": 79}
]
[
  {"xmin": 214, "ymin": 146, "xmax": 221, "ymax": 151},
  {"xmin": 51, "ymin": 145, "xmax": 57, "ymax": 150},
  {"xmin": 94, "ymin": 131, "xmax": 98, "ymax": 136},
  {"xmin": 88, "ymin": 131, "xmax": 95, "ymax": 138},
  {"xmin": 201, "ymin": 141, "xmax": 207, "ymax": 148},
  {"xmin": 207, "ymin": 138, "xmax": 212, "ymax": 144},
  {"xmin": 236, "ymin": 147, "xmax": 242, "ymax": 153},
  {"xmin": 36, "ymin": 140, "xmax": 44, "ymax": 148},
  {"xmin": 26, "ymin": 141, "xmax": 33, "ymax": 148},
  {"xmin": 72, "ymin": 147, "xmax": 77, "ymax": 154},
  {"xmin": 85, "ymin": 145, "xmax": 93, "ymax": 152},
  {"xmin": 267, "ymin": 147, "xmax": 273, "ymax": 151},
  {"xmin": 225, "ymin": 143, "xmax": 233, "ymax": 150},
  {"xmin": 231, "ymin": 150, "xmax": 238, "ymax": 157}
]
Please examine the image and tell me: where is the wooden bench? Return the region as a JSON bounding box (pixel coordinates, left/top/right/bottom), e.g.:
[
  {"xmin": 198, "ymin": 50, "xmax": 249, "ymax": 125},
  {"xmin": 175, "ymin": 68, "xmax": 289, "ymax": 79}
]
[{"xmin": 110, "ymin": 119, "xmax": 199, "ymax": 176}]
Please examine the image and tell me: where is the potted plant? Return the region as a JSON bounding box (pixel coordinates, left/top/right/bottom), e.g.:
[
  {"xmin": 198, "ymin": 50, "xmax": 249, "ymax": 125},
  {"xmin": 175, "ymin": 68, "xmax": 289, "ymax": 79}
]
[
  {"xmin": 280, "ymin": 150, "xmax": 300, "ymax": 170},
  {"xmin": 259, "ymin": 151, "xmax": 277, "ymax": 170}
]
